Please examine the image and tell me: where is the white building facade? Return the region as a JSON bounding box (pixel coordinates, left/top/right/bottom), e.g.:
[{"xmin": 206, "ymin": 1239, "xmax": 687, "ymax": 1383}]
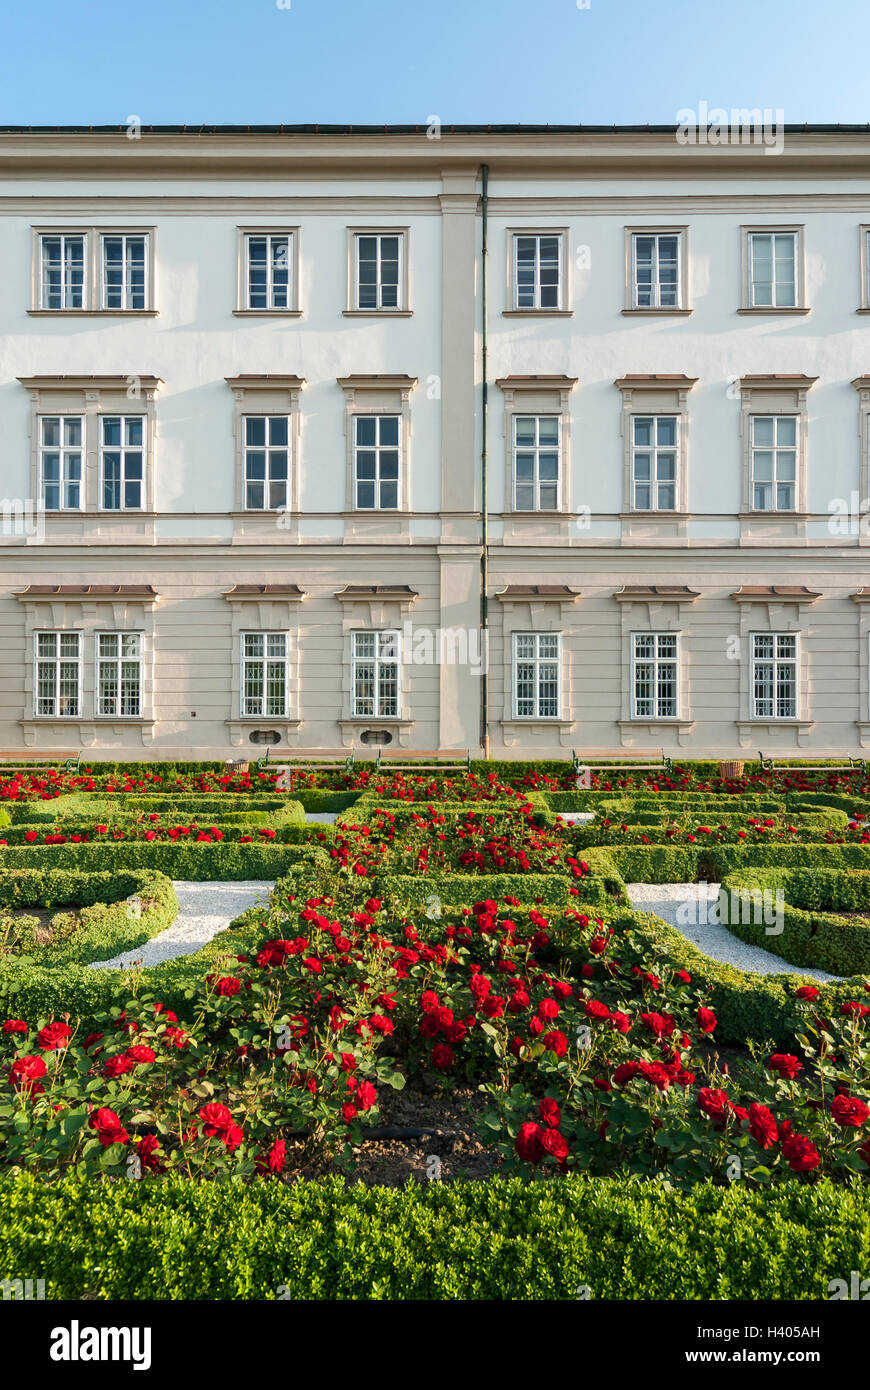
[{"xmin": 2, "ymin": 123, "xmax": 870, "ymax": 759}]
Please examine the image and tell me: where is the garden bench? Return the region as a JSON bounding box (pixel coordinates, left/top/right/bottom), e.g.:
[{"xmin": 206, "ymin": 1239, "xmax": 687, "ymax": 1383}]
[
  {"xmin": 572, "ymin": 750, "xmax": 673, "ymax": 789},
  {"xmin": 0, "ymin": 751, "xmax": 81, "ymax": 777},
  {"xmin": 757, "ymin": 751, "xmax": 866, "ymax": 777}
]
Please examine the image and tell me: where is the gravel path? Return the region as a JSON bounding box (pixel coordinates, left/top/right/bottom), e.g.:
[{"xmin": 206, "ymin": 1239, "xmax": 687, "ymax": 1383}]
[
  {"xmin": 89, "ymin": 880, "xmax": 274, "ymax": 970},
  {"xmin": 626, "ymin": 881, "xmax": 841, "ymax": 982},
  {"xmin": 304, "ymin": 811, "xmax": 338, "ymax": 823}
]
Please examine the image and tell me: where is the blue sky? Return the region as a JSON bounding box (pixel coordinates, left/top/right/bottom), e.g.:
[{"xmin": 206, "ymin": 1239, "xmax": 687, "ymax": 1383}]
[{"xmin": 0, "ymin": 0, "xmax": 865, "ymax": 127}]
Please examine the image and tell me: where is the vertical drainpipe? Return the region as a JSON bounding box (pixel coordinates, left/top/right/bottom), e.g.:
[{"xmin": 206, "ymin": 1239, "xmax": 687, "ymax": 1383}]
[{"xmin": 480, "ymin": 163, "xmax": 490, "ymax": 758}]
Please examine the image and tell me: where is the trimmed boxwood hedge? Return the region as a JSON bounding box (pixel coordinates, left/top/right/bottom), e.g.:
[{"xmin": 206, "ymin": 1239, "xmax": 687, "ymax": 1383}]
[
  {"xmin": 721, "ymin": 867, "xmax": 870, "ymax": 976},
  {"xmin": 1, "ymin": 1172, "xmax": 869, "ymax": 1300},
  {"xmin": 0, "ymin": 870, "xmax": 178, "ymax": 969},
  {"xmin": 375, "ymin": 869, "xmax": 624, "ymax": 909},
  {"xmin": 0, "ymin": 841, "xmax": 330, "ymax": 879}
]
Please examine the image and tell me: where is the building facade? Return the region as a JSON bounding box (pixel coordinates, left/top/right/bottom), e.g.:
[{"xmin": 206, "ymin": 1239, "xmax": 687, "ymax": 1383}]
[{"xmin": 2, "ymin": 124, "xmax": 870, "ymax": 759}]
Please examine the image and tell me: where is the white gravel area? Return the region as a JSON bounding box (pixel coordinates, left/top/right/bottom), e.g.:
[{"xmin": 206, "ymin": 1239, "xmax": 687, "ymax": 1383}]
[
  {"xmin": 626, "ymin": 881, "xmax": 841, "ymax": 982},
  {"xmin": 556, "ymin": 811, "xmax": 596, "ymax": 825},
  {"xmin": 89, "ymin": 880, "xmax": 274, "ymax": 970},
  {"xmin": 304, "ymin": 811, "xmax": 338, "ymax": 823}
]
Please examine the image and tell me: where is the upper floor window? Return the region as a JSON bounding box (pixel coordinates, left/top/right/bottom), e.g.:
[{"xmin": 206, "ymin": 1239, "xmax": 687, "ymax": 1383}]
[
  {"xmin": 353, "ymin": 414, "xmax": 401, "ymax": 510},
  {"xmin": 39, "ymin": 415, "xmax": 83, "ymax": 511},
  {"xmin": 242, "ymin": 632, "xmax": 289, "ymax": 717},
  {"xmin": 243, "ymin": 415, "xmax": 289, "ymax": 511},
  {"xmin": 352, "ymin": 232, "xmax": 405, "ymax": 312},
  {"xmin": 743, "ymin": 228, "xmax": 804, "ymax": 310},
  {"xmin": 351, "ymin": 630, "xmax": 400, "ymax": 717},
  {"xmin": 33, "ymin": 228, "xmax": 155, "ymax": 313},
  {"xmin": 100, "ymin": 416, "xmax": 145, "ymax": 511},
  {"xmin": 35, "ymin": 631, "xmax": 81, "ymax": 717},
  {"xmin": 631, "ymin": 415, "xmax": 678, "ymax": 511},
  {"xmin": 39, "ymin": 234, "xmax": 85, "ymax": 310},
  {"xmin": 513, "ymin": 415, "xmax": 560, "ymax": 511},
  {"xmin": 96, "ymin": 632, "xmax": 142, "ymax": 717},
  {"xmin": 512, "ymin": 632, "xmax": 560, "ymax": 718},
  {"xmin": 630, "ymin": 232, "xmax": 683, "ymax": 309},
  {"xmin": 244, "ymin": 233, "xmax": 292, "ymax": 311},
  {"xmin": 632, "ymin": 632, "xmax": 679, "ymax": 718},
  {"xmin": 750, "ymin": 415, "xmax": 796, "ymax": 511},
  {"xmin": 512, "ymin": 233, "xmax": 563, "ymax": 311},
  {"xmin": 751, "ymin": 633, "xmax": 798, "ymax": 718}
]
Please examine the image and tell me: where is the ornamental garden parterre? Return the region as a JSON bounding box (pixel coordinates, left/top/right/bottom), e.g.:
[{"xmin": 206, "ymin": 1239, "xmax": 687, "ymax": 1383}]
[{"xmin": 5, "ymin": 757, "xmax": 870, "ymax": 1298}]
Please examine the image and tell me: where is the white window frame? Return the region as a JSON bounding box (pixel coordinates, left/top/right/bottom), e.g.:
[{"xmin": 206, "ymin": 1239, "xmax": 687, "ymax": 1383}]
[
  {"xmin": 240, "ymin": 631, "xmax": 290, "ymax": 718},
  {"xmin": 353, "ymin": 232, "xmax": 404, "ymax": 312},
  {"xmin": 351, "ymin": 630, "xmax": 401, "ymax": 717},
  {"xmin": 630, "ymin": 414, "xmax": 679, "ymax": 512},
  {"xmin": 749, "ymin": 414, "xmax": 797, "ymax": 512},
  {"xmin": 512, "ymin": 414, "xmax": 561, "ymax": 512},
  {"xmin": 99, "ymin": 233, "xmax": 149, "ymax": 311},
  {"xmin": 746, "ymin": 230, "xmax": 798, "ymax": 309},
  {"xmin": 38, "ymin": 414, "xmax": 85, "ymax": 512},
  {"xmin": 352, "ymin": 413, "xmax": 402, "ymax": 511},
  {"xmin": 99, "ymin": 415, "xmax": 146, "ymax": 512},
  {"xmin": 751, "ymin": 632, "xmax": 799, "ymax": 719},
  {"xmin": 243, "ymin": 232, "xmax": 293, "ymax": 311},
  {"xmin": 242, "ymin": 414, "xmax": 291, "ymax": 512},
  {"xmin": 631, "ymin": 632, "xmax": 680, "ymax": 719},
  {"xmin": 95, "ymin": 632, "xmax": 143, "ymax": 717},
  {"xmin": 511, "ymin": 232, "xmax": 563, "ymax": 311},
  {"xmin": 38, "ymin": 233, "xmax": 86, "ymax": 310},
  {"xmin": 512, "ymin": 632, "xmax": 561, "ymax": 719},
  {"xmin": 34, "ymin": 631, "xmax": 82, "ymax": 718},
  {"xmin": 630, "ymin": 231, "xmax": 682, "ymax": 309}
]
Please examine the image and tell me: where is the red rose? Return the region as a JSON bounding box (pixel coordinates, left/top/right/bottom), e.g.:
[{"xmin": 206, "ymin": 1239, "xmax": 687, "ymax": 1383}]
[
  {"xmin": 538, "ymin": 1097, "xmax": 561, "ymax": 1129},
  {"xmin": 747, "ymin": 1102, "xmax": 778, "ymax": 1149},
  {"xmin": 542, "ymin": 1029, "xmax": 567, "ymax": 1057},
  {"xmin": 10, "ymin": 1055, "xmax": 47, "ymax": 1085},
  {"xmin": 841, "ymin": 1001, "xmax": 870, "ymax": 1018},
  {"xmin": 213, "ymin": 977, "xmax": 242, "ymax": 997},
  {"xmin": 537, "ymin": 998, "xmax": 560, "ymax": 1021},
  {"xmin": 37, "ymin": 1021, "xmax": 72, "ymax": 1052},
  {"xmin": 341, "ymin": 1101, "xmax": 358, "ymax": 1123},
  {"xmin": 696, "ymin": 1007, "xmax": 717, "ymax": 1034},
  {"xmin": 89, "ymin": 1107, "xmax": 129, "ymax": 1148},
  {"xmin": 540, "ymin": 1129, "xmax": 569, "ymax": 1160},
  {"xmin": 355, "ymin": 1080, "xmax": 377, "ymax": 1112},
  {"xmin": 125, "ymin": 1045, "xmax": 156, "ymax": 1065},
  {"xmin": 698, "ymin": 1088, "xmax": 731, "ymax": 1129},
  {"xmin": 199, "ymin": 1102, "xmax": 233, "ymax": 1137},
  {"xmin": 795, "ymin": 986, "xmax": 820, "ymax": 1000},
  {"xmin": 767, "ymin": 1053, "xmax": 803, "ymax": 1080},
  {"xmin": 2, "ymin": 1020, "xmax": 27, "ymax": 1034},
  {"xmin": 613, "ymin": 1061, "xmax": 640, "ymax": 1086},
  {"xmin": 431, "ymin": 1043, "xmax": 454, "ymax": 1071},
  {"xmin": 514, "ymin": 1121, "xmax": 545, "ymax": 1163},
  {"xmin": 831, "ymin": 1094, "xmax": 870, "ymax": 1128},
  {"xmin": 782, "ymin": 1133, "xmax": 821, "ymax": 1173}
]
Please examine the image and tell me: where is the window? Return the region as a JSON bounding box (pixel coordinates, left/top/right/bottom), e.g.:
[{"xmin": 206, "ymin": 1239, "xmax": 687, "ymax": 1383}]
[
  {"xmin": 751, "ymin": 633, "xmax": 798, "ymax": 718},
  {"xmin": 244, "ymin": 233, "xmax": 291, "ymax": 310},
  {"xmin": 241, "ymin": 633, "xmax": 289, "ymax": 717},
  {"xmin": 34, "ymin": 632, "xmax": 81, "ymax": 717},
  {"xmin": 351, "ymin": 631, "xmax": 400, "ymax": 717},
  {"xmin": 96, "ymin": 633, "xmax": 142, "ymax": 716},
  {"xmin": 39, "ymin": 234, "xmax": 85, "ymax": 310},
  {"xmin": 39, "ymin": 415, "xmax": 83, "ymax": 511},
  {"xmin": 632, "ymin": 633, "xmax": 679, "ymax": 718},
  {"xmin": 750, "ymin": 415, "xmax": 796, "ymax": 511},
  {"xmin": 100, "ymin": 416, "xmax": 144, "ymax": 510},
  {"xmin": 513, "ymin": 415, "xmax": 560, "ymax": 511},
  {"xmin": 513, "ymin": 233, "xmax": 562, "ymax": 310},
  {"xmin": 243, "ymin": 416, "xmax": 289, "ymax": 510},
  {"xmin": 631, "ymin": 233, "xmax": 681, "ymax": 309},
  {"xmin": 631, "ymin": 416, "xmax": 678, "ymax": 511},
  {"xmin": 355, "ymin": 233, "xmax": 402, "ymax": 310},
  {"xmin": 512, "ymin": 633, "xmax": 560, "ymax": 718},
  {"xmin": 747, "ymin": 231, "xmax": 797, "ymax": 308},
  {"xmin": 353, "ymin": 415, "xmax": 400, "ymax": 509},
  {"xmin": 101, "ymin": 234, "xmax": 147, "ymax": 310}
]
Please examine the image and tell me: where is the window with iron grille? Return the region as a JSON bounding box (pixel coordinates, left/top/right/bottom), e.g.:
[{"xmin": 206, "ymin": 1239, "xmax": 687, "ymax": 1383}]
[
  {"xmin": 512, "ymin": 633, "xmax": 560, "ymax": 718},
  {"xmin": 751, "ymin": 633, "xmax": 798, "ymax": 718},
  {"xmin": 632, "ymin": 633, "xmax": 679, "ymax": 718},
  {"xmin": 35, "ymin": 632, "xmax": 81, "ymax": 717},
  {"xmin": 96, "ymin": 633, "xmax": 142, "ymax": 716},
  {"xmin": 351, "ymin": 630, "xmax": 400, "ymax": 717},
  {"xmin": 242, "ymin": 633, "xmax": 289, "ymax": 717}
]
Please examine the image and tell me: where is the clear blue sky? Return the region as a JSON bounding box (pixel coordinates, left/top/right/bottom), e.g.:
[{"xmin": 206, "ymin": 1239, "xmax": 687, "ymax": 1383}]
[{"xmin": 0, "ymin": 0, "xmax": 864, "ymax": 127}]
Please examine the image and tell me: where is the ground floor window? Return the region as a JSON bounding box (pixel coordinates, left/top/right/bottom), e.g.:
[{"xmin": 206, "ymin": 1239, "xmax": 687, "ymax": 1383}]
[
  {"xmin": 242, "ymin": 632, "xmax": 289, "ymax": 717},
  {"xmin": 632, "ymin": 632, "xmax": 679, "ymax": 718},
  {"xmin": 351, "ymin": 630, "xmax": 400, "ymax": 717},
  {"xmin": 35, "ymin": 631, "xmax": 81, "ymax": 717},
  {"xmin": 751, "ymin": 632, "xmax": 798, "ymax": 718},
  {"xmin": 96, "ymin": 632, "xmax": 143, "ymax": 716},
  {"xmin": 513, "ymin": 632, "xmax": 560, "ymax": 718}
]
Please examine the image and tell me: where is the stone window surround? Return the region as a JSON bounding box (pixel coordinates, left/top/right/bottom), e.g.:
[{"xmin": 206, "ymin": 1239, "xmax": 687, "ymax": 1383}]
[
  {"xmin": 495, "ymin": 586, "xmax": 578, "ymax": 747},
  {"xmin": 344, "ymin": 226, "xmax": 412, "ymax": 316},
  {"xmin": 858, "ymin": 226, "xmax": 870, "ymax": 313},
  {"xmin": 234, "ymin": 227, "xmax": 301, "ymax": 316},
  {"xmin": 503, "ymin": 226, "xmax": 572, "ymax": 316},
  {"xmin": 225, "ymin": 374, "xmax": 306, "ymax": 526},
  {"xmin": 615, "ymin": 375, "xmax": 696, "ymax": 520},
  {"xmin": 731, "ymin": 587, "xmax": 817, "ymax": 746},
  {"xmin": 613, "ymin": 586, "xmax": 697, "ymax": 744},
  {"xmin": 337, "ymin": 375, "xmax": 416, "ymax": 520},
  {"xmin": 19, "ymin": 375, "xmax": 161, "ymax": 518},
  {"xmin": 222, "ymin": 585, "xmax": 305, "ymax": 748},
  {"xmin": 852, "ymin": 590, "xmax": 870, "ymax": 744},
  {"xmin": 852, "ymin": 376, "xmax": 870, "ymax": 509},
  {"xmin": 13, "ymin": 586, "xmax": 158, "ymax": 747},
  {"xmin": 738, "ymin": 374, "xmax": 816, "ymax": 521},
  {"xmin": 738, "ymin": 224, "xmax": 808, "ymax": 314},
  {"xmin": 29, "ymin": 226, "xmax": 157, "ymax": 315},
  {"xmin": 622, "ymin": 225, "xmax": 691, "ymax": 315},
  {"xmin": 496, "ymin": 376, "xmax": 578, "ymax": 518},
  {"xmin": 334, "ymin": 584, "xmax": 418, "ymax": 747}
]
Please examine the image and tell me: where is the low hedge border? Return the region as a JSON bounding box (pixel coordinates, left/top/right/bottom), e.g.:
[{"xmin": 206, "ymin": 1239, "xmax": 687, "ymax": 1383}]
[
  {"xmin": 721, "ymin": 867, "xmax": 870, "ymax": 977},
  {"xmin": 0, "ymin": 842, "xmax": 330, "ymax": 879},
  {"xmin": 588, "ymin": 842, "xmax": 870, "ymax": 881},
  {"xmin": 1, "ymin": 1173, "xmax": 869, "ymax": 1300},
  {"xmin": 0, "ymin": 871, "xmax": 178, "ymax": 970}
]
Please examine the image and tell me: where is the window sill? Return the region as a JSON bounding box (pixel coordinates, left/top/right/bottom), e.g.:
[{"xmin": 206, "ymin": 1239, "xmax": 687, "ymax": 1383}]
[
  {"xmin": 737, "ymin": 512, "xmax": 810, "ymax": 521},
  {"xmin": 27, "ymin": 309, "xmax": 159, "ymax": 318},
  {"xmin": 232, "ymin": 309, "xmax": 303, "ymax": 318},
  {"xmin": 618, "ymin": 718, "xmax": 694, "ymax": 728},
  {"xmin": 340, "ymin": 717, "xmax": 414, "ymax": 727},
  {"xmin": 342, "ymin": 309, "xmax": 413, "ymax": 318},
  {"xmin": 501, "ymin": 718, "xmax": 576, "ymax": 728},
  {"xmin": 502, "ymin": 309, "xmax": 573, "ymax": 318},
  {"xmin": 736, "ymin": 307, "xmax": 810, "ymax": 316},
  {"xmin": 621, "ymin": 308, "xmax": 692, "ymax": 317},
  {"xmin": 735, "ymin": 719, "xmax": 813, "ymax": 731},
  {"xmin": 619, "ymin": 511, "xmax": 690, "ymax": 520}
]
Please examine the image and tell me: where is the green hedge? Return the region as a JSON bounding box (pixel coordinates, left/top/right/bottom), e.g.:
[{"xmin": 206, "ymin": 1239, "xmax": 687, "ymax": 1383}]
[
  {"xmin": 372, "ymin": 868, "xmax": 624, "ymax": 909},
  {"xmin": 722, "ymin": 867, "xmax": 870, "ymax": 976},
  {"xmin": 0, "ymin": 841, "xmax": 329, "ymax": 880},
  {"xmin": 594, "ymin": 842, "xmax": 870, "ymax": 882},
  {"xmin": 2, "ymin": 1173, "xmax": 869, "ymax": 1300},
  {"xmin": 0, "ymin": 871, "xmax": 177, "ymax": 969}
]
